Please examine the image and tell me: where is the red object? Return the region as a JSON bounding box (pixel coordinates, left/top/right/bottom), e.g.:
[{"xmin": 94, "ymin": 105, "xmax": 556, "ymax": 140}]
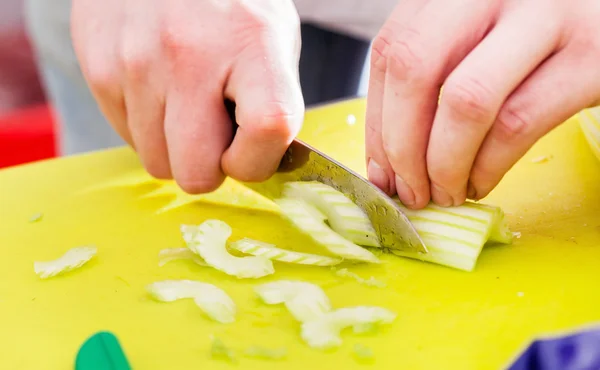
[{"xmin": 0, "ymin": 103, "xmax": 57, "ymax": 169}]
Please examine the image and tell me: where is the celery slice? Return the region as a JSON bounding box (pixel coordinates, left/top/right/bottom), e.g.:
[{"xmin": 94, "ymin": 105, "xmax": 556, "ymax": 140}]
[
  {"xmin": 391, "ymin": 200, "xmax": 513, "ymax": 271},
  {"xmin": 210, "ymin": 335, "xmax": 237, "ymax": 363},
  {"xmin": 282, "ymin": 181, "xmax": 381, "ymax": 248},
  {"xmin": 157, "ymin": 248, "xmax": 207, "ymax": 267},
  {"xmin": 353, "ymin": 343, "xmax": 374, "ymax": 363},
  {"xmin": 301, "ymin": 306, "xmax": 396, "ymax": 350},
  {"xmin": 34, "ymin": 246, "xmax": 97, "ymax": 279},
  {"xmin": 255, "ymin": 280, "xmax": 331, "ymax": 322},
  {"xmin": 181, "ymin": 220, "xmax": 275, "ymax": 279},
  {"xmin": 274, "ymin": 198, "xmax": 380, "ymax": 264},
  {"xmin": 244, "ymin": 346, "xmax": 287, "ymax": 360},
  {"xmin": 230, "ymin": 238, "xmax": 342, "ymax": 266},
  {"xmin": 29, "ymin": 212, "xmax": 43, "ymax": 223},
  {"xmin": 147, "ymin": 280, "xmax": 236, "ymax": 324},
  {"xmin": 333, "ymin": 268, "xmax": 386, "ymax": 288}
]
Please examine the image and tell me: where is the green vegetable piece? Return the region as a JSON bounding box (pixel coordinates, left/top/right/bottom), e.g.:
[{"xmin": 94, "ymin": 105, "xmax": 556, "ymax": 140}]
[
  {"xmin": 353, "ymin": 343, "xmax": 374, "ymax": 363},
  {"xmin": 244, "ymin": 346, "xmax": 288, "ymax": 360},
  {"xmin": 29, "ymin": 212, "xmax": 43, "ymax": 223},
  {"xmin": 210, "ymin": 336, "xmax": 236, "ymax": 363},
  {"xmin": 75, "ymin": 331, "xmax": 131, "ymax": 370}
]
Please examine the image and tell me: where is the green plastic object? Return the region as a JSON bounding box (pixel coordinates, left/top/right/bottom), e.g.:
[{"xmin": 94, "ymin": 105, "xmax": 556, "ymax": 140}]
[{"xmin": 75, "ymin": 331, "xmax": 131, "ymax": 370}]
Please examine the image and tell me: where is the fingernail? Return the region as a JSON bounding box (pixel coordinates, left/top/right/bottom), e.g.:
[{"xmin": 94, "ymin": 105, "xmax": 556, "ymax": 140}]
[
  {"xmin": 431, "ymin": 184, "xmax": 453, "ymax": 207},
  {"xmin": 395, "ymin": 175, "xmax": 416, "ymax": 207},
  {"xmin": 467, "ymin": 182, "xmax": 477, "ymax": 200},
  {"xmin": 367, "ymin": 159, "xmax": 390, "ymax": 194}
]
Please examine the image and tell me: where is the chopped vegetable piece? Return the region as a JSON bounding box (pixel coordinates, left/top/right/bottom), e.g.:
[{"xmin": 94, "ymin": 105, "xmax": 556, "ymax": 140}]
[
  {"xmin": 353, "ymin": 343, "xmax": 374, "ymax": 363},
  {"xmin": 301, "ymin": 306, "xmax": 397, "ymax": 350},
  {"xmin": 531, "ymin": 155, "xmax": 553, "ymax": 163},
  {"xmin": 230, "ymin": 238, "xmax": 342, "ymax": 266},
  {"xmin": 34, "ymin": 246, "xmax": 97, "ymax": 279},
  {"xmin": 147, "ymin": 280, "xmax": 236, "ymax": 324},
  {"xmin": 282, "ymin": 181, "xmax": 381, "ymax": 248},
  {"xmin": 274, "ymin": 198, "xmax": 380, "ymax": 264},
  {"xmin": 333, "ymin": 268, "xmax": 386, "ymax": 288},
  {"xmin": 29, "ymin": 212, "xmax": 43, "ymax": 223},
  {"xmin": 181, "ymin": 220, "xmax": 275, "ymax": 279},
  {"xmin": 210, "ymin": 335, "xmax": 236, "ymax": 363},
  {"xmin": 352, "ymin": 322, "xmax": 379, "ymax": 334},
  {"xmin": 244, "ymin": 346, "xmax": 288, "ymax": 360},
  {"xmin": 157, "ymin": 248, "xmax": 207, "ymax": 267},
  {"xmin": 255, "ymin": 280, "xmax": 331, "ymax": 322},
  {"xmin": 391, "ymin": 200, "xmax": 513, "ymax": 271}
]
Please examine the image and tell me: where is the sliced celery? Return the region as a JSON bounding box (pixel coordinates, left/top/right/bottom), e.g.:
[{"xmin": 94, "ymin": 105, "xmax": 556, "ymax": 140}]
[
  {"xmin": 301, "ymin": 306, "xmax": 396, "ymax": 350},
  {"xmin": 274, "ymin": 198, "xmax": 380, "ymax": 264},
  {"xmin": 353, "ymin": 343, "xmax": 374, "ymax": 363},
  {"xmin": 34, "ymin": 246, "xmax": 97, "ymax": 279},
  {"xmin": 230, "ymin": 238, "xmax": 342, "ymax": 266},
  {"xmin": 254, "ymin": 280, "xmax": 331, "ymax": 322},
  {"xmin": 181, "ymin": 220, "xmax": 274, "ymax": 279},
  {"xmin": 333, "ymin": 267, "xmax": 386, "ymax": 288},
  {"xmin": 157, "ymin": 248, "xmax": 207, "ymax": 267},
  {"xmin": 147, "ymin": 280, "xmax": 236, "ymax": 324},
  {"xmin": 210, "ymin": 335, "xmax": 237, "ymax": 363},
  {"xmin": 244, "ymin": 346, "xmax": 287, "ymax": 360},
  {"xmin": 392, "ymin": 200, "xmax": 513, "ymax": 271},
  {"xmin": 282, "ymin": 181, "xmax": 381, "ymax": 248}
]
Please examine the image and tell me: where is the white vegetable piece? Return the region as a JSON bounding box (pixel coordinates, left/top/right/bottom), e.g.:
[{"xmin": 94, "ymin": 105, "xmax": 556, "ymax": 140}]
[
  {"xmin": 147, "ymin": 280, "xmax": 236, "ymax": 324},
  {"xmin": 301, "ymin": 306, "xmax": 397, "ymax": 350},
  {"xmin": 34, "ymin": 246, "xmax": 97, "ymax": 279},
  {"xmin": 333, "ymin": 268, "xmax": 386, "ymax": 288},
  {"xmin": 255, "ymin": 280, "xmax": 331, "ymax": 322},
  {"xmin": 181, "ymin": 220, "xmax": 275, "ymax": 279},
  {"xmin": 282, "ymin": 181, "xmax": 381, "ymax": 248},
  {"xmin": 274, "ymin": 198, "xmax": 380, "ymax": 264},
  {"xmin": 229, "ymin": 238, "xmax": 342, "ymax": 266},
  {"xmin": 157, "ymin": 248, "xmax": 207, "ymax": 267},
  {"xmin": 391, "ymin": 200, "xmax": 513, "ymax": 271}
]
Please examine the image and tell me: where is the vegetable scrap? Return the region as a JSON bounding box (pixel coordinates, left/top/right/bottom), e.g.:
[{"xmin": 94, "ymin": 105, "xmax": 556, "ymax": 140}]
[{"xmin": 34, "ymin": 246, "xmax": 97, "ymax": 279}]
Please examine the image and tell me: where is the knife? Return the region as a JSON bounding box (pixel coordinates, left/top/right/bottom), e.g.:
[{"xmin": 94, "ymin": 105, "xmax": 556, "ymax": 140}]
[{"xmin": 225, "ymin": 100, "xmax": 427, "ymax": 254}]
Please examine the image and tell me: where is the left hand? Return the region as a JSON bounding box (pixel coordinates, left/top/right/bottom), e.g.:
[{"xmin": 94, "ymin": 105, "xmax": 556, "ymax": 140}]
[{"xmin": 365, "ymin": 0, "xmax": 600, "ymax": 209}]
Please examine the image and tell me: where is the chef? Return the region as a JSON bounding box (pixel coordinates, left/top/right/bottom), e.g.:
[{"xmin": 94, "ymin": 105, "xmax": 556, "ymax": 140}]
[{"xmin": 24, "ymin": 0, "xmax": 600, "ymax": 210}]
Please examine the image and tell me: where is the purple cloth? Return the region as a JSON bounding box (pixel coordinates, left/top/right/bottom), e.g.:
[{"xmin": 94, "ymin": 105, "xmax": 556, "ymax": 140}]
[{"xmin": 508, "ymin": 327, "xmax": 600, "ymax": 370}]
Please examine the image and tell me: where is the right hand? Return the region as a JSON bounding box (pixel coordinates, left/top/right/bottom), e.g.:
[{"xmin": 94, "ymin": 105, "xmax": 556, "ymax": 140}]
[{"xmin": 71, "ymin": 0, "xmax": 305, "ymax": 193}]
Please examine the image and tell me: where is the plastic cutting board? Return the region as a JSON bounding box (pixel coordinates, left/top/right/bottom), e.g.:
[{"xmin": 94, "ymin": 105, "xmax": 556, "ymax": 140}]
[{"xmin": 0, "ymin": 98, "xmax": 599, "ymax": 369}]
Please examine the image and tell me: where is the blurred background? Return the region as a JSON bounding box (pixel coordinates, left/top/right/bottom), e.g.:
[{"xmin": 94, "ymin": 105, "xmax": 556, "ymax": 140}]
[{"xmin": 0, "ymin": 0, "xmax": 57, "ymax": 169}]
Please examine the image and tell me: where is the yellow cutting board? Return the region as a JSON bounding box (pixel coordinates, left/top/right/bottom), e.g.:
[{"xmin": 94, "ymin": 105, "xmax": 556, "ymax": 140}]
[{"xmin": 1, "ymin": 98, "xmax": 599, "ymax": 370}]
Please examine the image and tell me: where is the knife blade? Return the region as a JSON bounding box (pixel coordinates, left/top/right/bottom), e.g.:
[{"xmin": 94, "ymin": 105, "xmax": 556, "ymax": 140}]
[{"xmin": 225, "ymin": 100, "xmax": 427, "ymax": 253}]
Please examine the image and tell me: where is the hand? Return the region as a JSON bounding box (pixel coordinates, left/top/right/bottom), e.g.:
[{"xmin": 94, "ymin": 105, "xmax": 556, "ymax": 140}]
[
  {"xmin": 72, "ymin": 0, "xmax": 304, "ymax": 193},
  {"xmin": 365, "ymin": 0, "xmax": 600, "ymax": 208}
]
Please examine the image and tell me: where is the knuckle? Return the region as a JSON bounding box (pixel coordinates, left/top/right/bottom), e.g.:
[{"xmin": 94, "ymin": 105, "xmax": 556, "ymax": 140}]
[
  {"xmin": 428, "ymin": 167, "xmax": 457, "ymax": 190},
  {"xmin": 370, "ymin": 28, "xmax": 395, "ymax": 72},
  {"xmin": 442, "ymin": 77, "xmax": 497, "ymax": 123},
  {"xmin": 386, "ymin": 30, "xmax": 426, "ymax": 84},
  {"xmin": 159, "ymin": 22, "xmax": 196, "ymax": 61},
  {"xmin": 494, "ymin": 105, "xmax": 531, "ymax": 142},
  {"xmin": 83, "ymin": 59, "xmax": 118, "ymax": 94},
  {"xmin": 120, "ymin": 46, "xmax": 150, "ymax": 83},
  {"xmin": 247, "ymin": 103, "xmax": 301, "ymax": 141},
  {"xmin": 381, "ymin": 137, "xmax": 404, "ymax": 165}
]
